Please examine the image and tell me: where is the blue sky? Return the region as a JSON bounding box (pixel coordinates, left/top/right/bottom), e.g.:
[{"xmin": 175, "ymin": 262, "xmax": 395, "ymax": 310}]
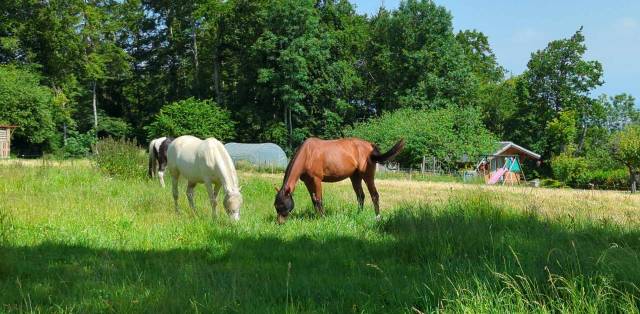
[{"xmin": 351, "ymin": 0, "xmax": 640, "ymax": 99}]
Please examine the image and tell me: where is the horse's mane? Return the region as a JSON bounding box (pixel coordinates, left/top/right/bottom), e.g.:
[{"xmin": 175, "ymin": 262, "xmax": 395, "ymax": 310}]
[
  {"xmin": 217, "ymin": 141, "xmax": 240, "ymax": 190},
  {"xmin": 282, "ymin": 142, "xmax": 304, "ymax": 188}
]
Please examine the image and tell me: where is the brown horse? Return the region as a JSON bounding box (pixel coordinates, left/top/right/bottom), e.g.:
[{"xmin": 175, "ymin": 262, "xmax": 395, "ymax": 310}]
[{"xmin": 274, "ymin": 137, "xmax": 405, "ymax": 223}]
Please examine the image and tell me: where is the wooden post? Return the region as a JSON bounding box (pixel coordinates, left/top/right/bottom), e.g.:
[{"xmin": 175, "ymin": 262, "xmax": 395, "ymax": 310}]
[{"xmin": 433, "ymin": 157, "xmax": 436, "ymax": 174}]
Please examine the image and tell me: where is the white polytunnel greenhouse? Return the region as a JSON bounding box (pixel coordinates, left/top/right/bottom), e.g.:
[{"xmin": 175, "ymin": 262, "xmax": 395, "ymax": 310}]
[{"xmin": 224, "ymin": 142, "xmax": 289, "ymax": 168}]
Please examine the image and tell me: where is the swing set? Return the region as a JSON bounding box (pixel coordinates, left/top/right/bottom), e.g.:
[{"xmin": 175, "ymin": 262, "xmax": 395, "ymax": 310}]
[{"xmin": 476, "ymin": 154, "xmax": 527, "ymax": 185}]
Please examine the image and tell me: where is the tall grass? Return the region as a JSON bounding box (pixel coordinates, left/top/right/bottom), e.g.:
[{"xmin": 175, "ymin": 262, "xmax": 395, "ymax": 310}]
[
  {"xmin": 1, "ymin": 163, "xmax": 639, "ymax": 312},
  {"xmin": 93, "ymin": 137, "xmax": 147, "ymax": 180}
]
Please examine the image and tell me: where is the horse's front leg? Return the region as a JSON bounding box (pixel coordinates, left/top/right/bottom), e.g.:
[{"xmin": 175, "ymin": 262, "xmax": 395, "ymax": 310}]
[
  {"xmin": 186, "ymin": 181, "xmax": 197, "ymax": 211},
  {"xmin": 302, "ymin": 176, "xmax": 324, "ymax": 217},
  {"xmin": 205, "ymin": 182, "xmax": 220, "ymax": 219},
  {"xmin": 311, "ymin": 178, "xmax": 325, "ymax": 216}
]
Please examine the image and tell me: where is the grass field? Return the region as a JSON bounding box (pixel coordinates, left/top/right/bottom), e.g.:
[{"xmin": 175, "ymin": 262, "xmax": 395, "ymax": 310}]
[{"xmin": 2, "ymin": 160, "xmax": 640, "ymax": 313}]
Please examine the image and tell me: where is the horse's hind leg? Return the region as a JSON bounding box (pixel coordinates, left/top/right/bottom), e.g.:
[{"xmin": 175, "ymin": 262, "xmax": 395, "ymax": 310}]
[
  {"xmin": 171, "ymin": 173, "xmax": 180, "ymax": 214},
  {"xmin": 158, "ymin": 161, "xmax": 166, "ymax": 188},
  {"xmin": 350, "ymin": 174, "xmax": 365, "ymax": 211},
  {"xmin": 186, "ymin": 181, "xmax": 197, "ymax": 211},
  {"xmin": 363, "ymin": 174, "xmax": 381, "ymax": 220},
  {"xmin": 158, "ymin": 145, "xmax": 167, "ymax": 188}
]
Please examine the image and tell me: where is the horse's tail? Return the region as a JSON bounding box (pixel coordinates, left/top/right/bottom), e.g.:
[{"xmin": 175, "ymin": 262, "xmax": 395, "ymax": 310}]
[
  {"xmin": 371, "ymin": 139, "xmax": 405, "ymax": 163},
  {"xmin": 148, "ymin": 140, "xmax": 157, "ymax": 178}
]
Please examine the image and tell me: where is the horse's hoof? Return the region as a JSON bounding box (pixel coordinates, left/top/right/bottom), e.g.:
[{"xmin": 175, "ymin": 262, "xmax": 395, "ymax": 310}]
[{"xmin": 375, "ymin": 215, "xmax": 381, "ymax": 221}]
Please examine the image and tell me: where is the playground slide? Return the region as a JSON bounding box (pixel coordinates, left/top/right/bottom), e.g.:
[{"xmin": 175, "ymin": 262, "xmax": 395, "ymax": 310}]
[{"xmin": 487, "ymin": 168, "xmax": 507, "ymax": 185}]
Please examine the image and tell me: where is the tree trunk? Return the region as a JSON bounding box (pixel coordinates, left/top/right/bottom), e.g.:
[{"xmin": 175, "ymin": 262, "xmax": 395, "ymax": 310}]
[
  {"xmin": 213, "ymin": 51, "xmax": 222, "ymax": 104},
  {"xmin": 283, "ymin": 102, "xmax": 289, "ymax": 151},
  {"xmin": 577, "ymin": 122, "xmax": 588, "ymax": 153},
  {"xmin": 288, "ymin": 105, "xmax": 293, "ymax": 151},
  {"xmin": 92, "ymin": 81, "xmax": 98, "ymax": 130},
  {"xmin": 630, "ymin": 168, "xmax": 637, "ymax": 193},
  {"xmin": 192, "ymin": 18, "xmax": 199, "ymax": 98}
]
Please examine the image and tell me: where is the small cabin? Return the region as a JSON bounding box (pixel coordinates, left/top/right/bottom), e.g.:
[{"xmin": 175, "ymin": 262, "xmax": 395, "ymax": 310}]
[
  {"xmin": 477, "ymin": 141, "xmax": 541, "ymax": 185},
  {"xmin": 0, "ymin": 125, "xmax": 17, "ymax": 159}
]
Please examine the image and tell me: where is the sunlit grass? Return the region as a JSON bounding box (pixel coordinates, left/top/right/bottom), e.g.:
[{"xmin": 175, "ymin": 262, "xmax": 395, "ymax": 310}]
[{"xmin": 1, "ymin": 161, "xmax": 640, "ymax": 312}]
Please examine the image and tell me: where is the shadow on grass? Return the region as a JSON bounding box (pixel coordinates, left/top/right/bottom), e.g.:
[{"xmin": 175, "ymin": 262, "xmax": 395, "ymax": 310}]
[{"xmin": 2, "ymin": 198, "xmax": 640, "ymax": 313}]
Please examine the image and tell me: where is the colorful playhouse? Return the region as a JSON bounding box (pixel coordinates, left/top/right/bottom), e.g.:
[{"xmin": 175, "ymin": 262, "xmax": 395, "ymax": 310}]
[{"xmin": 476, "ymin": 142, "xmax": 541, "ymax": 185}]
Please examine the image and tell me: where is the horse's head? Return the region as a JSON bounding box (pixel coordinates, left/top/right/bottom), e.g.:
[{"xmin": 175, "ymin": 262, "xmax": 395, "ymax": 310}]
[
  {"xmin": 274, "ymin": 187, "xmax": 294, "ymax": 224},
  {"xmin": 224, "ymin": 191, "xmax": 243, "ymax": 221}
]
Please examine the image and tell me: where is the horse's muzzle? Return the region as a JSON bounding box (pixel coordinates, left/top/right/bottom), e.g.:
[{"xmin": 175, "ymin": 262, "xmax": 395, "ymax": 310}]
[{"xmin": 277, "ymin": 213, "xmax": 288, "ymax": 224}]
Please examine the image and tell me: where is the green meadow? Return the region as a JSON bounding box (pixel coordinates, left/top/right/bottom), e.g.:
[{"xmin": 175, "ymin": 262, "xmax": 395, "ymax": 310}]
[{"xmin": 1, "ymin": 162, "xmax": 640, "ymax": 313}]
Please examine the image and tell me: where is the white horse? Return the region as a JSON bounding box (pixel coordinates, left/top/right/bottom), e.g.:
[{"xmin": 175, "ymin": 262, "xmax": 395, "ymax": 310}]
[
  {"xmin": 148, "ymin": 136, "xmax": 167, "ymax": 187},
  {"xmin": 167, "ymin": 135, "xmax": 243, "ymax": 220}
]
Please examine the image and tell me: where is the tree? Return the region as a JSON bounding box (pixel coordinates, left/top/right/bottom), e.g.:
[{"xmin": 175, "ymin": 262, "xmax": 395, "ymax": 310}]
[
  {"xmin": 545, "ymin": 110, "xmax": 578, "ymax": 154},
  {"xmin": 145, "ymin": 98, "xmax": 236, "ymax": 141},
  {"xmin": 512, "ymin": 28, "xmax": 603, "ymax": 158},
  {"xmin": 610, "ymin": 124, "xmax": 640, "ymax": 192},
  {"xmin": 364, "ymin": 0, "xmax": 478, "ymax": 112},
  {"xmin": 600, "ymin": 94, "xmax": 639, "ymax": 132},
  {"xmin": 0, "ymin": 66, "xmax": 57, "ymax": 151},
  {"xmin": 456, "ymin": 29, "xmax": 503, "ymax": 84}
]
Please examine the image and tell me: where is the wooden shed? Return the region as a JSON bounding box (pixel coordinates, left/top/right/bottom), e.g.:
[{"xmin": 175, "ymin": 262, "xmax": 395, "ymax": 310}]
[
  {"xmin": 477, "ymin": 141, "xmax": 541, "ymax": 185},
  {"xmin": 0, "ymin": 125, "xmax": 17, "ymax": 159}
]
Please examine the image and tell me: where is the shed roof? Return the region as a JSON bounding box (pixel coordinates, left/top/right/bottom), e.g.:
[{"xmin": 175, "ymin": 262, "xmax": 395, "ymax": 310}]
[
  {"xmin": 0, "ymin": 125, "xmax": 17, "ymax": 128},
  {"xmin": 493, "ymin": 141, "xmax": 541, "ymax": 160}
]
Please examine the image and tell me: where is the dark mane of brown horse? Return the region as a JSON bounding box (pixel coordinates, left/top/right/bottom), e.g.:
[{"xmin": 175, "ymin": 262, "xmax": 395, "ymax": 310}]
[{"xmin": 280, "ymin": 143, "xmax": 303, "ymax": 192}]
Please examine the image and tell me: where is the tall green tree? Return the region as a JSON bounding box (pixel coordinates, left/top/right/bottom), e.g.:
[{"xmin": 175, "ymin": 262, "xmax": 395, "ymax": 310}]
[
  {"xmin": 364, "ymin": 0, "xmax": 478, "ymax": 112},
  {"xmin": 456, "ymin": 29, "xmax": 503, "ymax": 84},
  {"xmin": 512, "ymin": 28, "xmax": 603, "ymax": 158}
]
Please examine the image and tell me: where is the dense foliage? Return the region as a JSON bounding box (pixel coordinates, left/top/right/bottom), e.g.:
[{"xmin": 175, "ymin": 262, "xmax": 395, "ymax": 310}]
[
  {"xmin": 1, "ymin": 0, "xmax": 638, "ymax": 188},
  {"xmin": 145, "ymin": 98, "xmax": 235, "ymax": 141},
  {"xmin": 347, "ymin": 107, "xmax": 497, "ymax": 167},
  {"xmin": 610, "ymin": 124, "xmax": 640, "ymax": 192},
  {"xmin": 0, "ymin": 66, "xmax": 59, "ymax": 152}
]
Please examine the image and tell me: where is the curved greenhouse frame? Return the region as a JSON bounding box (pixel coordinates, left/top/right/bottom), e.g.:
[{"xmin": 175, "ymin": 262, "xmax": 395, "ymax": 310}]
[{"xmin": 224, "ymin": 142, "xmax": 288, "ymax": 168}]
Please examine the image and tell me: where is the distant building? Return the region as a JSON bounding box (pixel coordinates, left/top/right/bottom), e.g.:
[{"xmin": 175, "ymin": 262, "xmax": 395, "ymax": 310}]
[
  {"xmin": 478, "ymin": 141, "xmax": 541, "ymax": 185},
  {"xmin": 0, "ymin": 125, "xmax": 17, "ymax": 159}
]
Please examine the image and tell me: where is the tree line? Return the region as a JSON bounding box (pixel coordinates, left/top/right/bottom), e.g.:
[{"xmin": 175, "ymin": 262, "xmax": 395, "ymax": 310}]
[{"xmin": 1, "ymin": 0, "xmax": 639, "ymax": 185}]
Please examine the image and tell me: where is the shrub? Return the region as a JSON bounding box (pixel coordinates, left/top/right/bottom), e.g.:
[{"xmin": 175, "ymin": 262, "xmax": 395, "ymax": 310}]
[
  {"xmin": 551, "ymin": 151, "xmax": 588, "ymax": 187},
  {"xmin": 145, "ymin": 98, "xmax": 236, "ymax": 141},
  {"xmin": 93, "ymin": 137, "xmax": 146, "ymax": 180},
  {"xmin": 61, "ymin": 130, "xmax": 96, "ymax": 158},
  {"xmin": 552, "ymin": 151, "xmax": 629, "ymax": 189},
  {"xmin": 97, "ymin": 116, "xmax": 132, "ymax": 139},
  {"xmin": 346, "ymin": 106, "xmax": 497, "ymax": 167},
  {"xmin": 540, "ymin": 178, "xmax": 566, "ymax": 188},
  {"xmin": 575, "ymin": 168, "xmax": 628, "ymax": 190}
]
